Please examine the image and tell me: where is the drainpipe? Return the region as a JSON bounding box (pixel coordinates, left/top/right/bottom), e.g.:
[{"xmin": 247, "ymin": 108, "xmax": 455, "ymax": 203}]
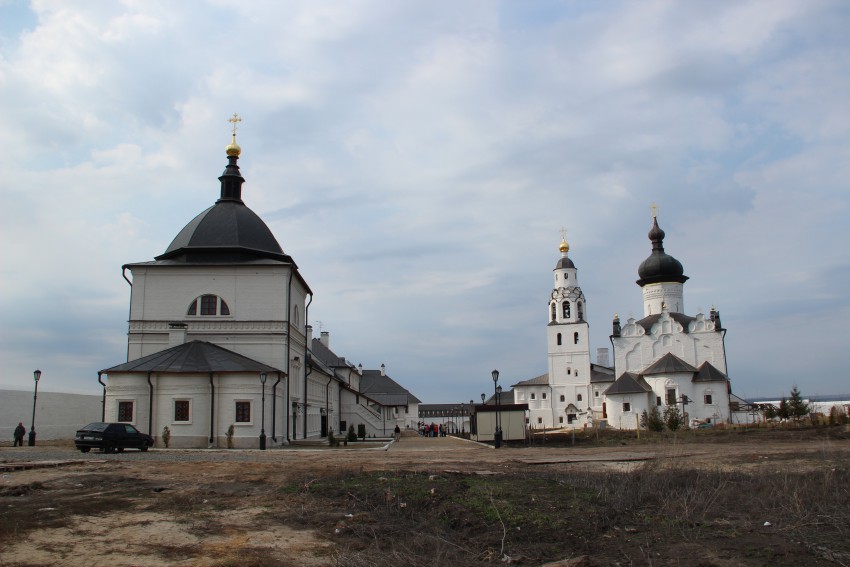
[
  {"xmin": 97, "ymin": 372, "xmax": 106, "ymax": 421},
  {"xmin": 303, "ymin": 293, "xmax": 313, "ymax": 439},
  {"xmin": 208, "ymin": 372, "xmax": 215, "ymax": 446},
  {"xmin": 146, "ymin": 371, "xmax": 154, "ymax": 437},
  {"xmin": 285, "ymin": 271, "xmax": 293, "ymax": 442},
  {"xmin": 271, "ymin": 371, "xmax": 281, "ymax": 443},
  {"xmin": 122, "ymin": 266, "xmax": 133, "ymax": 363},
  {"xmin": 325, "ymin": 374, "xmax": 333, "ymax": 436},
  {"xmin": 549, "ymin": 384, "xmax": 556, "ymax": 428},
  {"xmin": 721, "ymin": 328, "xmax": 730, "ymax": 422}
]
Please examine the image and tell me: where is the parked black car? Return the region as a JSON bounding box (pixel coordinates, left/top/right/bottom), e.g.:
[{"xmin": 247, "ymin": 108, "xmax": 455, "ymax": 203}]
[{"xmin": 75, "ymin": 422, "xmax": 154, "ymax": 453}]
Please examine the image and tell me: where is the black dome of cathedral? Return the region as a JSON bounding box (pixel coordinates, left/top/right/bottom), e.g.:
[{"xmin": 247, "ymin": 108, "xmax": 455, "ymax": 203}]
[
  {"xmin": 554, "ymin": 256, "xmax": 576, "ymax": 270},
  {"xmin": 156, "ymin": 150, "xmax": 289, "ymax": 264},
  {"xmin": 636, "ymin": 217, "xmax": 688, "ymax": 286}
]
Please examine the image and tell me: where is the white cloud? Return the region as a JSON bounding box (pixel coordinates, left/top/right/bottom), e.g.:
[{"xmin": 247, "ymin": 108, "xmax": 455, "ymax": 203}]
[{"xmin": 0, "ymin": 0, "xmax": 848, "ymax": 402}]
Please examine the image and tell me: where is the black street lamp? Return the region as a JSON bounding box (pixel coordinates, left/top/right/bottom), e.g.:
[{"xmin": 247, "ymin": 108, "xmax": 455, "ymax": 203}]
[
  {"xmin": 259, "ymin": 372, "xmax": 267, "ymax": 450},
  {"xmin": 492, "ymin": 369, "xmax": 502, "ymax": 448},
  {"xmin": 28, "ymin": 369, "xmax": 41, "ymax": 446}
]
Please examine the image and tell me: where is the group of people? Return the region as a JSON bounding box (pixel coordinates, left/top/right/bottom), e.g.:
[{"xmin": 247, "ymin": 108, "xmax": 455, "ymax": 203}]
[
  {"xmin": 12, "ymin": 422, "xmax": 26, "ymax": 446},
  {"xmin": 417, "ymin": 422, "xmax": 446, "ymax": 437}
]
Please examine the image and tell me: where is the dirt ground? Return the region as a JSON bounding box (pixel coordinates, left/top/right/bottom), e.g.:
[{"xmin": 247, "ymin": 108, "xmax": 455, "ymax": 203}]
[{"xmin": 1, "ymin": 426, "xmax": 849, "ymax": 566}]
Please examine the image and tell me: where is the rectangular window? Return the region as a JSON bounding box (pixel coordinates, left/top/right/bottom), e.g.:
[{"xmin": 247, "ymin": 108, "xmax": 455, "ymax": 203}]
[
  {"xmin": 622, "ymin": 402, "xmax": 631, "ymax": 413},
  {"xmin": 577, "ymin": 394, "xmax": 582, "ymax": 402},
  {"xmin": 704, "ymin": 394, "xmax": 713, "ymax": 405},
  {"xmin": 235, "ymin": 401, "xmax": 251, "ymax": 423},
  {"xmin": 537, "ymin": 417, "xmax": 543, "ymax": 424},
  {"xmin": 174, "ymin": 400, "xmax": 190, "ymax": 422},
  {"xmin": 530, "ymin": 393, "xmax": 536, "ymax": 400},
  {"xmin": 657, "ymin": 396, "xmax": 662, "ymax": 406},
  {"xmin": 201, "ymin": 295, "xmax": 217, "ymax": 315},
  {"xmin": 594, "ymin": 391, "xmax": 599, "ymax": 397},
  {"xmin": 559, "ymin": 416, "xmax": 564, "ymax": 423},
  {"xmin": 117, "ymin": 401, "xmax": 133, "ymax": 422},
  {"xmin": 560, "ymin": 395, "xmax": 565, "ymax": 402},
  {"xmin": 666, "ymin": 389, "xmax": 677, "ymax": 405},
  {"xmin": 542, "ymin": 392, "xmax": 547, "ymax": 400}
]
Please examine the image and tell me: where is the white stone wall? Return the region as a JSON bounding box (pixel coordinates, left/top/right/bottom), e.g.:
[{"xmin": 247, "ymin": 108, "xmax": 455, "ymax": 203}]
[{"xmin": 641, "ymin": 282, "xmax": 685, "ymax": 316}]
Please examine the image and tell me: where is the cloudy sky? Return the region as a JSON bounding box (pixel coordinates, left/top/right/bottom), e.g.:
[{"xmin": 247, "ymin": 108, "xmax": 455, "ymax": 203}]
[{"xmin": 1, "ymin": 0, "xmax": 848, "ymax": 404}]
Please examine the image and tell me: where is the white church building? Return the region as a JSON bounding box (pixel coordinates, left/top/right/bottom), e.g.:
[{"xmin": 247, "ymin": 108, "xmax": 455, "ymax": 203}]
[
  {"xmin": 512, "ymin": 215, "xmax": 731, "ymax": 431},
  {"xmin": 99, "ymin": 125, "xmax": 417, "ymax": 448}
]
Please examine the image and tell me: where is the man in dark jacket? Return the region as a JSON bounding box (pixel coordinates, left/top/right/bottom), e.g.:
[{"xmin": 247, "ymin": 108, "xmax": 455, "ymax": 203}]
[{"xmin": 13, "ymin": 422, "xmax": 26, "ymax": 447}]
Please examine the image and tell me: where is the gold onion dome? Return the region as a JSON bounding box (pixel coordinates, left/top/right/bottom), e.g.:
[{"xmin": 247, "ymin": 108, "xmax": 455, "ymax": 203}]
[
  {"xmin": 225, "ymin": 134, "xmax": 241, "ymax": 157},
  {"xmin": 559, "ymin": 238, "xmax": 569, "ymax": 253}
]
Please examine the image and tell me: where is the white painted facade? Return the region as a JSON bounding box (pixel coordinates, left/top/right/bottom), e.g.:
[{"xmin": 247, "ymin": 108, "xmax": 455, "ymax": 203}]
[
  {"xmin": 513, "ymin": 238, "xmax": 593, "ymax": 430},
  {"xmin": 606, "ymin": 215, "xmax": 732, "ymax": 429}
]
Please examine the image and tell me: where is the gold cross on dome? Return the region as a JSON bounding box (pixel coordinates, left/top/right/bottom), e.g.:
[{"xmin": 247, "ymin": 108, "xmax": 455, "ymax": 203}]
[
  {"xmin": 650, "ymin": 202, "xmax": 659, "ymax": 218},
  {"xmin": 227, "ymin": 113, "xmax": 243, "ymax": 136},
  {"xmin": 559, "ymin": 227, "xmax": 567, "ymax": 241}
]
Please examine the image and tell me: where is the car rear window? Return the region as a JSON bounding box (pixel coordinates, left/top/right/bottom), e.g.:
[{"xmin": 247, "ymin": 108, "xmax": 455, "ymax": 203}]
[{"xmin": 79, "ymin": 423, "xmax": 109, "ymax": 432}]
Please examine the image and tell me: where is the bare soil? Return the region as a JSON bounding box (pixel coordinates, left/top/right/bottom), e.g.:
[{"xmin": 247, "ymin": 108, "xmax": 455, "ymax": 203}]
[{"xmin": 1, "ymin": 426, "xmax": 849, "ymax": 566}]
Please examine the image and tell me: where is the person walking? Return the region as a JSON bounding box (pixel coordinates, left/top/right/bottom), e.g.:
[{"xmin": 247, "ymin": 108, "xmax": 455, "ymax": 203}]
[
  {"xmin": 394, "ymin": 425, "xmax": 401, "ymax": 442},
  {"xmin": 13, "ymin": 422, "xmax": 26, "ymax": 447}
]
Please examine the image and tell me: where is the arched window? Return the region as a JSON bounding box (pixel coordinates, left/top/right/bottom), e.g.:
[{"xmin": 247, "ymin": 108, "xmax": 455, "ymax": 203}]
[
  {"xmin": 556, "ymin": 333, "xmax": 562, "ymax": 345},
  {"xmin": 550, "ymin": 303, "xmax": 556, "ymax": 322},
  {"xmin": 574, "ymin": 332, "xmax": 579, "ymax": 344},
  {"xmin": 577, "ymin": 302, "xmax": 584, "ymax": 321},
  {"xmin": 187, "ymin": 294, "xmax": 230, "ymax": 317},
  {"xmin": 562, "ymin": 301, "xmax": 570, "ymax": 318},
  {"xmin": 577, "ymin": 394, "xmax": 583, "ymax": 402}
]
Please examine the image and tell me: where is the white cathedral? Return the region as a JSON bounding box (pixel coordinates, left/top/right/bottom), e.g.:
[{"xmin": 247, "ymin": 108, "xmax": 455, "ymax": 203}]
[
  {"xmin": 98, "ymin": 125, "xmax": 419, "ymax": 448},
  {"xmin": 511, "ymin": 217, "xmax": 731, "ymax": 430}
]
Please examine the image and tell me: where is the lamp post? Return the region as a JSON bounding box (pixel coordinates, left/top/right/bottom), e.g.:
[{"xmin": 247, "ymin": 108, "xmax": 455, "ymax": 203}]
[
  {"xmin": 259, "ymin": 372, "xmax": 267, "ymax": 450},
  {"xmin": 492, "ymin": 369, "xmax": 502, "ymax": 448},
  {"xmin": 29, "ymin": 369, "xmax": 41, "ymax": 446}
]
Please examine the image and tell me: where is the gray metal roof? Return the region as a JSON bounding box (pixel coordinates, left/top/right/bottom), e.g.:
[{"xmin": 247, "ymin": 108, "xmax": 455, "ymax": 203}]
[
  {"xmin": 590, "ymin": 364, "xmax": 616, "ymax": 383},
  {"xmin": 635, "ymin": 312, "xmax": 696, "ymax": 333},
  {"xmin": 636, "ymin": 217, "xmax": 688, "ymax": 287},
  {"xmin": 693, "ymin": 362, "xmax": 729, "ymax": 382},
  {"xmin": 102, "ymin": 341, "xmax": 280, "ymax": 374},
  {"xmin": 641, "ymin": 352, "xmax": 698, "ymax": 375},
  {"xmin": 604, "ymin": 372, "xmax": 653, "ymax": 396},
  {"xmin": 154, "ymin": 153, "xmax": 293, "ymax": 266},
  {"xmin": 360, "ymin": 370, "xmax": 422, "ymax": 405},
  {"xmin": 512, "ymin": 373, "xmax": 549, "ymax": 387}
]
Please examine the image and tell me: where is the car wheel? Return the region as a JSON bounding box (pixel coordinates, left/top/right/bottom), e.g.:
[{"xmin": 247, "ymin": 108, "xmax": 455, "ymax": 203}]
[
  {"xmin": 141, "ymin": 446, "xmax": 148, "ymax": 452},
  {"xmin": 104, "ymin": 444, "xmax": 114, "ymax": 454},
  {"xmin": 80, "ymin": 447, "xmax": 90, "ymax": 453},
  {"xmin": 116, "ymin": 447, "xmax": 125, "ymax": 453}
]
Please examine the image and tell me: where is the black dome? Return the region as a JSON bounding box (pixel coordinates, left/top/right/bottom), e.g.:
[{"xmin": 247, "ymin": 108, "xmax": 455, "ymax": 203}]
[
  {"xmin": 155, "ymin": 153, "xmax": 289, "ymax": 264},
  {"xmin": 636, "ymin": 217, "xmax": 688, "ymax": 286},
  {"xmin": 554, "ymin": 256, "xmax": 576, "ymax": 270}
]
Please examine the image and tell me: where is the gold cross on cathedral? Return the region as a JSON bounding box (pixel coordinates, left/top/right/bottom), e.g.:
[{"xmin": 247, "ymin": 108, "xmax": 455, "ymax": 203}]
[
  {"xmin": 559, "ymin": 227, "xmax": 568, "ymax": 241},
  {"xmin": 227, "ymin": 113, "xmax": 243, "ymax": 136},
  {"xmin": 650, "ymin": 202, "xmax": 659, "ymax": 218}
]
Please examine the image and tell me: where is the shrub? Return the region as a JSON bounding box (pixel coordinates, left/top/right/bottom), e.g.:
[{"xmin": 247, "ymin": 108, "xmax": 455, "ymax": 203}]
[
  {"xmin": 788, "ymin": 386, "xmax": 810, "ymax": 420},
  {"xmin": 641, "ymin": 406, "xmax": 665, "ymax": 432},
  {"xmin": 161, "ymin": 426, "xmax": 171, "ymax": 448},
  {"xmin": 328, "ymin": 431, "xmax": 339, "ymax": 447},
  {"xmin": 829, "ymin": 405, "xmax": 849, "ymax": 426},
  {"xmin": 347, "ymin": 425, "xmax": 358, "ymax": 443},
  {"xmin": 226, "ymin": 424, "xmax": 235, "ymax": 448},
  {"xmin": 663, "ymin": 405, "xmax": 683, "ymax": 431}
]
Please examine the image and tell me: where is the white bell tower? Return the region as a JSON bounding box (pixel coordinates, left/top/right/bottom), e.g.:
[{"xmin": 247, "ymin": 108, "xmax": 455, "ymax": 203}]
[{"xmin": 546, "ymin": 231, "xmax": 592, "ymax": 426}]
